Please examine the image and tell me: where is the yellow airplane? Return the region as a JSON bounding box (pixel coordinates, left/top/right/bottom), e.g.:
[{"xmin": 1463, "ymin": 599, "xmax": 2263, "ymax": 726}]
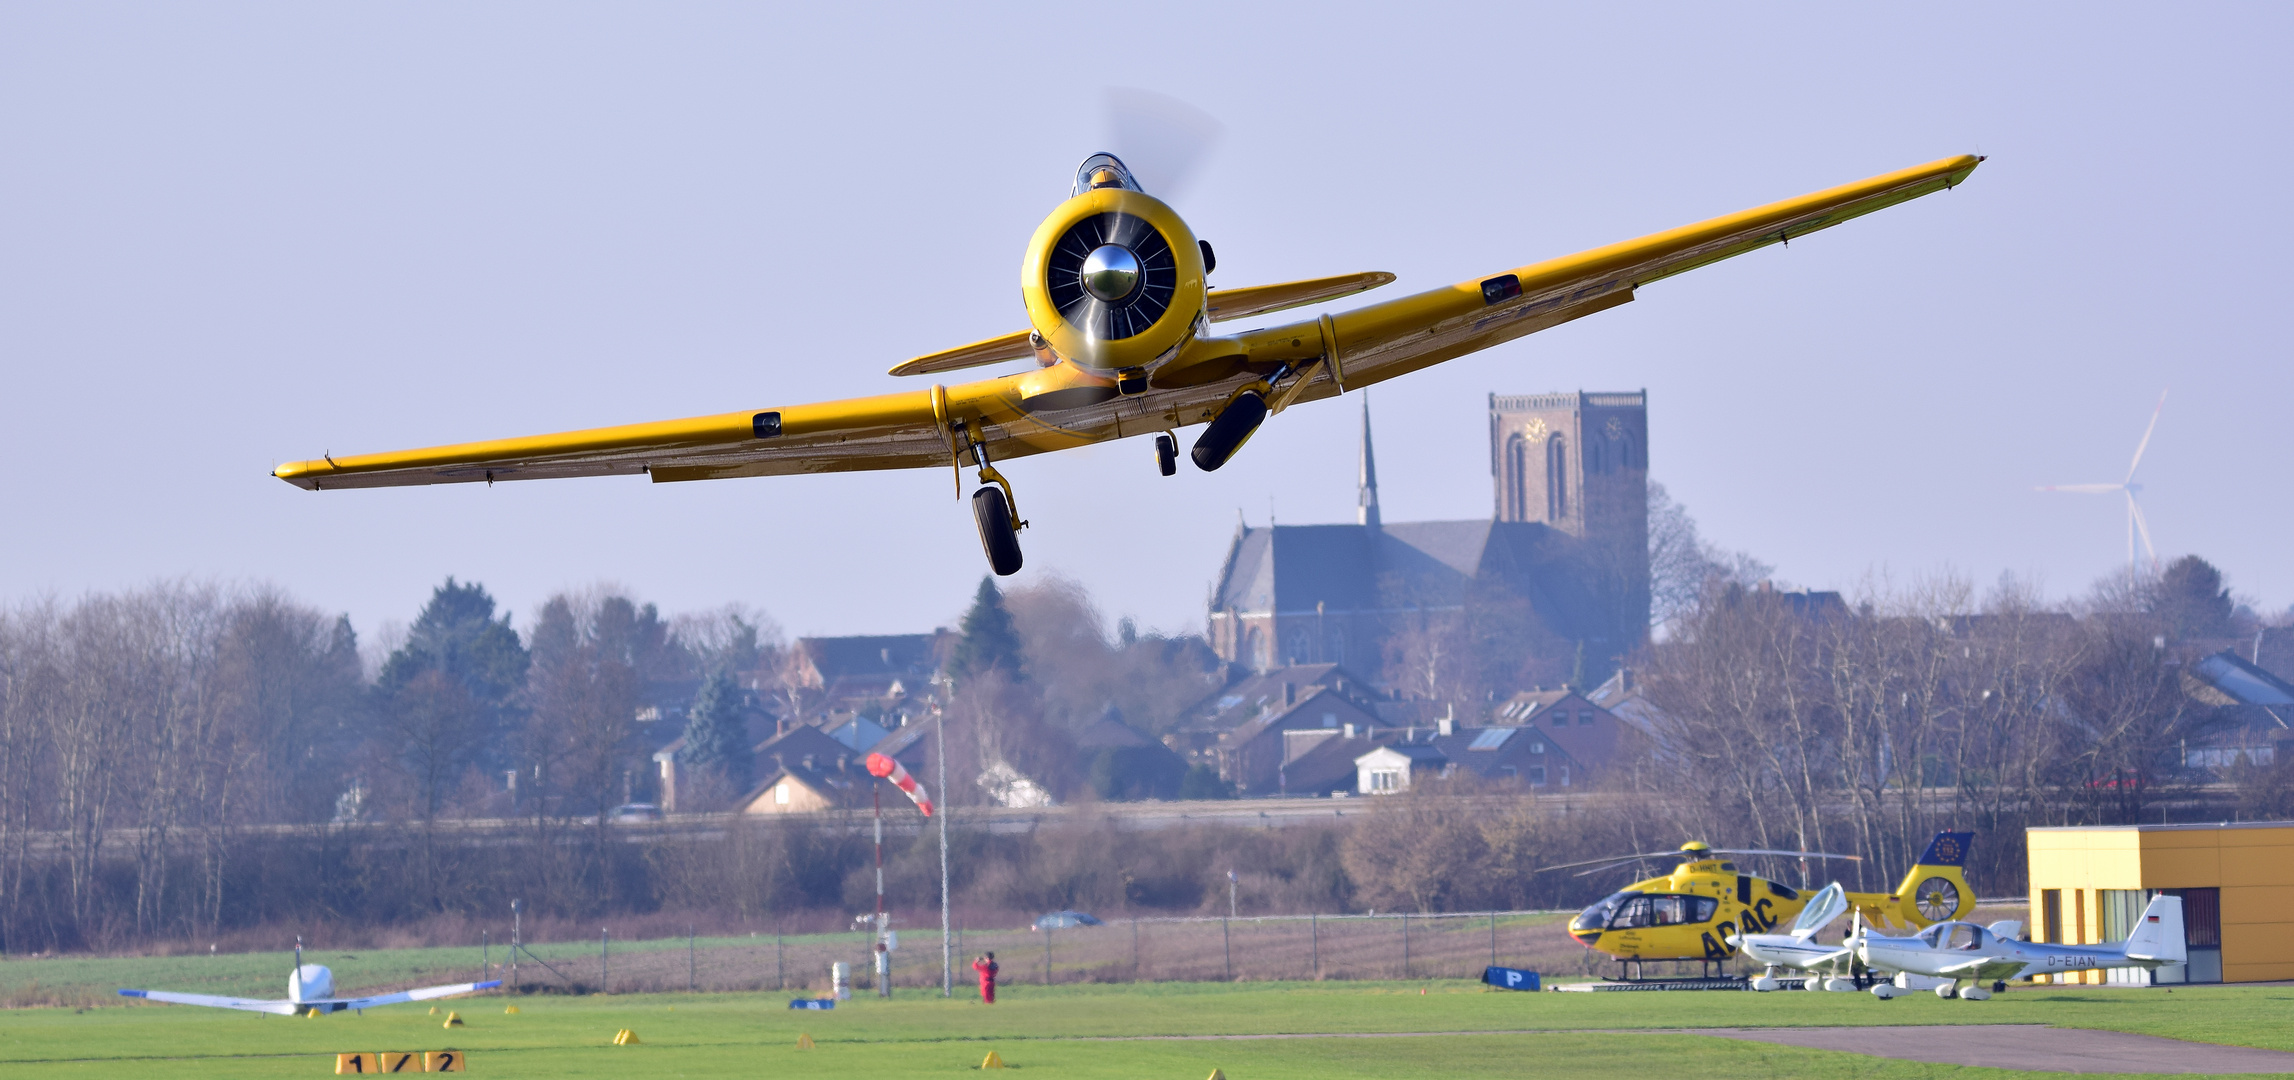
[
  {"xmin": 274, "ymin": 152, "xmax": 1984, "ymax": 575},
  {"xmin": 1552, "ymin": 832, "xmax": 1977, "ymax": 969}
]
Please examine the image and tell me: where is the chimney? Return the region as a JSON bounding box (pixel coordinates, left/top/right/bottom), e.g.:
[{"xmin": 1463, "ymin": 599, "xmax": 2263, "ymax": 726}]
[
  {"xmin": 1284, "ymin": 683, "xmax": 1297, "ymax": 707},
  {"xmin": 1343, "ymin": 723, "xmax": 1355, "ymax": 739},
  {"xmin": 1437, "ymin": 705, "xmax": 1454, "ymax": 738}
]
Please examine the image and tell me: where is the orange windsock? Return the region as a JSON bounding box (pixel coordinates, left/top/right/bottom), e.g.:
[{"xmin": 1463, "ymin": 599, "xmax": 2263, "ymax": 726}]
[{"xmin": 865, "ymin": 752, "xmax": 935, "ymax": 816}]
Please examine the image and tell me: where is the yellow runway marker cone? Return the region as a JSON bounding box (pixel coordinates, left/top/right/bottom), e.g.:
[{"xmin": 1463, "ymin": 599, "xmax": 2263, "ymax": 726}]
[
  {"xmin": 981, "ymin": 1050, "xmax": 1006, "ymax": 1069},
  {"xmin": 797, "ymin": 1034, "xmax": 816, "ymax": 1049},
  {"xmin": 427, "ymin": 1006, "xmax": 439, "ymax": 1015},
  {"xmin": 613, "ymin": 1028, "xmax": 641, "ymax": 1045},
  {"xmin": 503, "ymin": 1005, "xmax": 520, "ymax": 1014},
  {"xmin": 442, "ymin": 1011, "xmax": 464, "ymax": 1028},
  {"xmin": 1207, "ymin": 1070, "xmax": 1227, "ymax": 1080}
]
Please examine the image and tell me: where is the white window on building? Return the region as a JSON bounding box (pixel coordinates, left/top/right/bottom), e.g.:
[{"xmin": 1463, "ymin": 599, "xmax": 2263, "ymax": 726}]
[
  {"xmin": 1367, "ymin": 769, "xmax": 1403, "ymax": 792},
  {"xmin": 774, "ymin": 783, "xmax": 791, "ymax": 805}
]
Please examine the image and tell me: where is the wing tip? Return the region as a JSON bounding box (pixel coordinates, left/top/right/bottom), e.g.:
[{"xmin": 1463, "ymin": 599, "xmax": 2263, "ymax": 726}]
[
  {"xmin": 118, "ymin": 989, "xmax": 145, "ymax": 997},
  {"xmin": 476, "ymin": 980, "xmax": 503, "ymax": 990}
]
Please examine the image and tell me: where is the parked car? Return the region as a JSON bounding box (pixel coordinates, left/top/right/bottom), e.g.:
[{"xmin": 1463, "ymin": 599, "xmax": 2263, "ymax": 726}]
[
  {"xmin": 1032, "ymin": 910, "xmax": 1104, "ymax": 930},
  {"xmin": 608, "ymin": 803, "xmax": 664, "ymax": 824}
]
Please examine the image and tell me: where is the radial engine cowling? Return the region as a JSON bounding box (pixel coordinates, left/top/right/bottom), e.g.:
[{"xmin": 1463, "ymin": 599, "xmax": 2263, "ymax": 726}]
[{"xmin": 1020, "ymin": 154, "xmax": 1207, "ymax": 375}]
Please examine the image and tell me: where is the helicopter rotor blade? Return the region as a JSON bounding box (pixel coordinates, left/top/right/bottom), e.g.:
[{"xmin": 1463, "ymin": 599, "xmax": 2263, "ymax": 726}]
[
  {"xmin": 1707, "ymin": 848, "xmax": 1863, "ymax": 861},
  {"xmin": 1533, "ymin": 851, "xmax": 1685, "ymax": 874}
]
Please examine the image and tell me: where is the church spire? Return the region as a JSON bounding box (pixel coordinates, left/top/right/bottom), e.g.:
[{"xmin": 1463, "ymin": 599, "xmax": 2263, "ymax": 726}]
[{"xmin": 1358, "ymin": 396, "xmax": 1381, "ymax": 529}]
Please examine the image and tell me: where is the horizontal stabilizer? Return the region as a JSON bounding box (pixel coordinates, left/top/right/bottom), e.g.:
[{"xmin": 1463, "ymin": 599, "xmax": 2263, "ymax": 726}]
[
  {"xmin": 1205, "ymin": 272, "xmax": 1396, "ymax": 322},
  {"xmin": 889, "ymin": 330, "xmax": 1035, "ymax": 377}
]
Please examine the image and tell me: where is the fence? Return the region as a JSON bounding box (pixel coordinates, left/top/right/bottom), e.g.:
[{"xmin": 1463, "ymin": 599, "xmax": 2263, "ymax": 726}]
[{"xmin": 462, "ymin": 910, "xmax": 1602, "ymax": 996}]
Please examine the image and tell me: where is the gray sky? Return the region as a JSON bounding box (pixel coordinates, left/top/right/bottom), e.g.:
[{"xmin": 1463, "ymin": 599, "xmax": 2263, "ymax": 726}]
[{"xmin": 3, "ymin": 3, "xmax": 2287, "ymax": 642}]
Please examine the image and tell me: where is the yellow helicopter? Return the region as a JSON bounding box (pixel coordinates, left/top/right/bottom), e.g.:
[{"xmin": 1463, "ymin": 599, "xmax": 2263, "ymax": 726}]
[{"xmin": 1548, "ymin": 831, "xmax": 1975, "ymax": 968}]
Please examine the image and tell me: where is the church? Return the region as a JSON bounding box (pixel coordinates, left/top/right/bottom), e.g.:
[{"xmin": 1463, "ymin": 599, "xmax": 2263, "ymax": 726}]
[{"xmin": 1206, "ymin": 391, "xmax": 1652, "ymax": 691}]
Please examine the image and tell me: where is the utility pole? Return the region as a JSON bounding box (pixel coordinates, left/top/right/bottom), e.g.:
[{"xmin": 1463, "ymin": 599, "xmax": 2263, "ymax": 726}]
[
  {"xmin": 874, "ymin": 783, "xmax": 889, "ymax": 997},
  {"xmin": 937, "ymin": 709, "xmax": 952, "ymax": 998},
  {"xmin": 1227, "ymin": 868, "xmax": 1237, "ymax": 918}
]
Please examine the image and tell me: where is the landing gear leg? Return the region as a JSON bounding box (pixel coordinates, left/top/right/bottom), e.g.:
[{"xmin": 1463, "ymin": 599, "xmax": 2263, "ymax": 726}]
[
  {"xmin": 956, "ymin": 422, "xmax": 1025, "ymax": 576},
  {"xmin": 1155, "ymin": 433, "xmax": 1177, "ymax": 476},
  {"xmin": 1191, "ymin": 390, "xmax": 1270, "ymax": 471}
]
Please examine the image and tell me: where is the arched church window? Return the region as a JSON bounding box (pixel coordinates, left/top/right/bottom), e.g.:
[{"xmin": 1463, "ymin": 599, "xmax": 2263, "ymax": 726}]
[
  {"xmin": 1546, "ymin": 435, "xmax": 1569, "ymax": 519},
  {"xmin": 1505, "ymin": 435, "xmax": 1528, "ymax": 520}
]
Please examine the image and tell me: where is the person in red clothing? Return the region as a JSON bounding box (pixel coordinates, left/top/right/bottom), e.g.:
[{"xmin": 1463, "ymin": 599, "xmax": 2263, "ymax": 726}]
[{"xmin": 971, "ymin": 952, "xmax": 999, "ymax": 1004}]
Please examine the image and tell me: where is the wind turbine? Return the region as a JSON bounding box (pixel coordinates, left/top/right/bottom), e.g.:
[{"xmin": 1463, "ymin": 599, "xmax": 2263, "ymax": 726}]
[{"xmin": 2037, "ymin": 391, "xmax": 2166, "ymax": 575}]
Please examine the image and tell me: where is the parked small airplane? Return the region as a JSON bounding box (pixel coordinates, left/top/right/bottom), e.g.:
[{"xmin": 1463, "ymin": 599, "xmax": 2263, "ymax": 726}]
[
  {"xmin": 1731, "ymin": 881, "xmax": 1873, "ymax": 991},
  {"xmin": 1855, "ymin": 893, "xmax": 2185, "ymax": 1000},
  {"xmin": 119, "ymin": 942, "xmax": 500, "ymax": 1016}
]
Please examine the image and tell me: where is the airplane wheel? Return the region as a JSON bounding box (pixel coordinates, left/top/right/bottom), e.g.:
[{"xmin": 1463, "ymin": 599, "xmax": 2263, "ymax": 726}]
[
  {"xmin": 1935, "ymin": 985, "xmax": 1958, "ymax": 999},
  {"xmin": 1960, "ymin": 987, "xmax": 1992, "ymax": 1001},
  {"xmin": 1750, "ymin": 977, "xmax": 1777, "ymax": 992},
  {"xmin": 1191, "ymin": 391, "xmax": 1269, "ymax": 471},
  {"xmin": 1155, "ymin": 433, "xmax": 1177, "ymax": 476},
  {"xmin": 1802, "ymin": 977, "xmax": 1824, "ymax": 992},
  {"xmin": 971, "ymin": 487, "xmax": 1023, "ymax": 576}
]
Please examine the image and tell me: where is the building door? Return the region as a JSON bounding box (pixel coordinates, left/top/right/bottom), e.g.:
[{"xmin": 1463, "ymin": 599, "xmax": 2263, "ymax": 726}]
[{"xmin": 2153, "ymin": 888, "xmax": 2222, "ymax": 984}]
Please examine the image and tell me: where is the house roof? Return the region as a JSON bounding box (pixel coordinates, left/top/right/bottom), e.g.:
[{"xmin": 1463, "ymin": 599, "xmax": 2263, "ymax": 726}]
[
  {"xmin": 795, "ymin": 634, "xmax": 943, "ymax": 684},
  {"xmin": 1208, "ymin": 519, "xmax": 1634, "ymax": 650},
  {"xmin": 1222, "ymin": 686, "xmax": 1383, "ymax": 749},
  {"xmin": 2192, "ymin": 650, "xmax": 2294, "ymax": 707},
  {"xmin": 1180, "ymin": 662, "xmax": 1378, "ymax": 732}
]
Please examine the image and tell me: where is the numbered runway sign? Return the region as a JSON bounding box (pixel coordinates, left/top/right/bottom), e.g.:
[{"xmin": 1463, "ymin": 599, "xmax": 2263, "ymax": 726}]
[
  {"xmin": 335, "ymin": 1052, "xmax": 381, "ymax": 1074},
  {"xmin": 423, "ymin": 1050, "xmax": 465, "ymax": 1072}
]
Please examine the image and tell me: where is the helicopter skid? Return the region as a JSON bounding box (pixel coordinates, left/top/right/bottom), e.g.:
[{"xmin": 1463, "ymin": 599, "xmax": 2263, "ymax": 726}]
[{"xmin": 1554, "ymin": 976, "xmax": 1793, "ymax": 992}]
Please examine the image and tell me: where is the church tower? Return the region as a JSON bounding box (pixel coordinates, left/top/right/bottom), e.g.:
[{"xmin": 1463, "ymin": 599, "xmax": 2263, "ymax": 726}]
[{"xmin": 1491, "ymin": 391, "xmax": 1652, "ymax": 645}]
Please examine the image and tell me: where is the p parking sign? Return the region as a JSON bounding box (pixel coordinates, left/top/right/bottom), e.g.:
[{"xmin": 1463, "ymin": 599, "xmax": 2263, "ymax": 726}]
[{"xmin": 1481, "ymin": 966, "xmax": 1540, "ymax": 991}]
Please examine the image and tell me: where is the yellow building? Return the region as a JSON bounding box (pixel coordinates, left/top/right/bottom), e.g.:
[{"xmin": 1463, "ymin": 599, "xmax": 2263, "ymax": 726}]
[{"xmin": 2026, "ymin": 822, "xmax": 2294, "ymax": 985}]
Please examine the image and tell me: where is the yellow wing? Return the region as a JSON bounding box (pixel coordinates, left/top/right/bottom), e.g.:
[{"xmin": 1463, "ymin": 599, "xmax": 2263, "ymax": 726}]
[{"xmin": 273, "ymin": 154, "xmax": 1980, "ymax": 492}]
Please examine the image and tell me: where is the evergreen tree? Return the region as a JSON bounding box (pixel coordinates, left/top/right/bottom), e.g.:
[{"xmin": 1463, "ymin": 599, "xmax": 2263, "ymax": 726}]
[
  {"xmin": 947, "ymin": 576, "xmax": 1025, "ymax": 683},
  {"xmin": 375, "ymin": 578, "xmax": 530, "ymax": 811},
  {"xmin": 678, "ymin": 669, "xmax": 755, "ymax": 792},
  {"xmin": 2152, "ymin": 556, "xmax": 2235, "ymax": 640}
]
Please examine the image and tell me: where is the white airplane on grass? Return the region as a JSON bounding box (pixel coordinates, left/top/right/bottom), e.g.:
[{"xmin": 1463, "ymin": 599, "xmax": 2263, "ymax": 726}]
[
  {"xmin": 1856, "ymin": 892, "xmax": 2185, "ymax": 1000},
  {"xmin": 1731, "ymin": 882, "xmax": 1874, "ymax": 991},
  {"xmin": 119, "ymin": 942, "xmax": 500, "ymax": 1016},
  {"xmin": 1733, "ymin": 881, "xmax": 2021, "ymax": 994}
]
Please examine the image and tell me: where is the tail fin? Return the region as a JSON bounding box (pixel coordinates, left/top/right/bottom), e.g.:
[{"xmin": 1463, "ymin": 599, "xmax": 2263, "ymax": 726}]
[
  {"xmin": 2123, "ymin": 894, "xmax": 2186, "ymax": 965},
  {"xmin": 1890, "ymin": 831, "xmax": 1975, "ymax": 925}
]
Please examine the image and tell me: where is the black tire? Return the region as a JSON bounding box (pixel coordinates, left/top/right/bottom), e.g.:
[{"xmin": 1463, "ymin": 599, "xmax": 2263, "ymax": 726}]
[
  {"xmin": 1155, "ymin": 433, "xmax": 1177, "ymax": 476},
  {"xmin": 1190, "ymin": 390, "xmax": 1269, "ymax": 471},
  {"xmin": 971, "ymin": 487, "xmax": 1023, "ymax": 576}
]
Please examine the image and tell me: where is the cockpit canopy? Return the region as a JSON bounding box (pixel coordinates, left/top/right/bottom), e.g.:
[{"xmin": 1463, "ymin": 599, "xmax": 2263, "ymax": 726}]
[
  {"xmin": 1073, "ymin": 153, "xmax": 1144, "ymax": 196},
  {"xmin": 1919, "ymin": 922, "xmax": 1989, "ymax": 950},
  {"xmin": 1570, "ymin": 889, "xmax": 1719, "ymax": 934}
]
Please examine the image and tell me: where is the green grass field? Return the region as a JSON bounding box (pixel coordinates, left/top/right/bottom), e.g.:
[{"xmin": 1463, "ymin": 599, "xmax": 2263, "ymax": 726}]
[{"xmin": 5, "ymin": 979, "xmax": 2292, "ymax": 1079}]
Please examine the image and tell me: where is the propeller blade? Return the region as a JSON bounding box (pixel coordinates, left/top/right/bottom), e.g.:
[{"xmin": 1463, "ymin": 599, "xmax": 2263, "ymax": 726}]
[
  {"xmin": 1103, "ymin": 87, "xmax": 1224, "ymax": 202},
  {"xmin": 1708, "ymin": 848, "xmax": 1864, "ymax": 861},
  {"xmin": 2129, "ymin": 493, "xmax": 2159, "ymax": 569},
  {"xmin": 2035, "ymin": 484, "xmax": 2122, "ymax": 494},
  {"xmin": 2125, "ymin": 389, "xmax": 2167, "ymax": 484}
]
